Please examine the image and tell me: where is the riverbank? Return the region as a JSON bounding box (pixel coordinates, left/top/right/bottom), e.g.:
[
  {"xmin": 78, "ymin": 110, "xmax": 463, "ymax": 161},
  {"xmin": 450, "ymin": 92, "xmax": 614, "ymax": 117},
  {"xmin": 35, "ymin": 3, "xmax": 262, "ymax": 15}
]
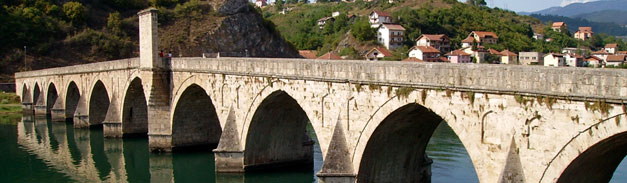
[{"xmin": 0, "ymin": 92, "xmax": 21, "ymax": 114}]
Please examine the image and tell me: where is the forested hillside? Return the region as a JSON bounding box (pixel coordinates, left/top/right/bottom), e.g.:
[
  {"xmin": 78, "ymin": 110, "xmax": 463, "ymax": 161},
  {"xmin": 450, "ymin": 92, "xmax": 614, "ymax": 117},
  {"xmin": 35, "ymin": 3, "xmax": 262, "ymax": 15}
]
[
  {"xmin": 263, "ymin": 0, "xmax": 626, "ymax": 59},
  {"xmin": 0, "ymin": 0, "xmax": 298, "ymax": 81}
]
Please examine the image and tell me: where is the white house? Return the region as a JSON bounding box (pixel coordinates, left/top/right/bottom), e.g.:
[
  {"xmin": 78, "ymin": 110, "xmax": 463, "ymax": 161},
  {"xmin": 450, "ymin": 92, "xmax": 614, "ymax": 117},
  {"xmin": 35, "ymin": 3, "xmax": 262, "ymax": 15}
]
[
  {"xmin": 377, "ymin": 24, "xmax": 405, "ymax": 50},
  {"xmin": 551, "ymin": 22, "xmax": 567, "ymax": 32},
  {"xmin": 317, "ymin": 17, "xmax": 334, "ymax": 29},
  {"xmin": 415, "ymin": 34, "xmax": 451, "ymax": 53},
  {"xmin": 533, "ymin": 33, "xmax": 544, "ymax": 40},
  {"xmin": 461, "ymin": 31, "xmax": 498, "ymax": 48},
  {"xmin": 605, "ymin": 43, "xmax": 618, "ymax": 54},
  {"xmin": 574, "ymin": 27, "xmax": 593, "ymax": 41},
  {"xmin": 544, "ymin": 53, "xmax": 566, "ymax": 67},
  {"xmin": 365, "ymin": 47, "xmax": 392, "ymax": 61},
  {"xmin": 255, "ymin": 0, "xmax": 267, "ymax": 7},
  {"xmin": 564, "ymin": 54, "xmax": 585, "ymax": 67},
  {"xmin": 408, "ymin": 46, "xmax": 441, "ymax": 62},
  {"xmin": 606, "ymin": 55, "xmax": 626, "ymax": 67},
  {"xmin": 369, "ymin": 11, "xmax": 393, "ymax": 28}
]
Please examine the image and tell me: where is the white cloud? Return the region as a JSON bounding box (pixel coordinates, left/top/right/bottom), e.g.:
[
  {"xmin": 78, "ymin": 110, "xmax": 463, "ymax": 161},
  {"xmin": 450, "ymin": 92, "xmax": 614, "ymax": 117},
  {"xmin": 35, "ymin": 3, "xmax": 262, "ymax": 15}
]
[{"xmin": 560, "ymin": 0, "xmax": 598, "ymax": 6}]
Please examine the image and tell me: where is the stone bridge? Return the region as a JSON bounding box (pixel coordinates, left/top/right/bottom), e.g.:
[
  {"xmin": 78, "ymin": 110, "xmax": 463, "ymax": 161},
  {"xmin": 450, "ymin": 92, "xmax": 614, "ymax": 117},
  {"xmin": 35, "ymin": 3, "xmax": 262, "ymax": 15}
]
[{"xmin": 14, "ymin": 8, "xmax": 627, "ymax": 183}]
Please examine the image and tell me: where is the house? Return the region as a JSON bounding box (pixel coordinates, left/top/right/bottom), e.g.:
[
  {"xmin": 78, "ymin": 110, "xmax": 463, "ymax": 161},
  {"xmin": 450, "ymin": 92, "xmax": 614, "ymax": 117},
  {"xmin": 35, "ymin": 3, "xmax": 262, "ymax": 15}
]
[
  {"xmin": 552, "ymin": 22, "xmax": 567, "ymax": 32},
  {"xmin": 591, "ymin": 50, "xmax": 611, "ymax": 64},
  {"xmin": 562, "ymin": 47, "xmax": 589, "ymax": 55},
  {"xmin": 461, "ymin": 31, "xmax": 498, "ymax": 47},
  {"xmin": 408, "ymin": 46, "xmax": 441, "ymax": 62},
  {"xmin": 586, "ymin": 56, "xmax": 603, "ymax": 67},
  {"xmin": 377, "ymin": 24, "xmax": 405, "ymax": 50},
  {"xmin": 574, "ymin": 27, "xmax": 593, "ymax": 40},
  {"xmin": 255, "ymin": 0, "xmax": 267, "ymax": 7},
  {"xmin": 461, "ymin": 46, "xmax": 488, "ymax": 63},
  {"xmin": 446, "ymin": 50, "xmax": 472, "ymax": 63},
  {"xmin": 299, "ymin": 50, "xmax": 318, "ymax": 59},
  {"xmin": 564, "ymin": 54, "xmax": 585, "ymax": 67},
  {"xmin": 518, "ymin": 52, "xmax": 544, "ymax": 65},
  {"xmin": 544, "ymin": 53, "xmax": 566, "ymax": 67},
  {"xmin": 369, "ymin": 11, "xmax": 393, "ymax": 28},
  {"xmin": 415, "ymin": 34, "xmax": 451, "ymax": 53},
  {"xmin": 317, "ymin": 17, "xmax": 334, "ymax": 29},
  {"xmin": 605, "ymin": 43, "xmax": 618, "ymax": 54},
  {"xmin": 499, "ymin": 50, "xmax": 518, "ymax": 65},
  {"xmin": 317, "ymin": 52, "xmax": 343, "ymax": 60},
  {"xmin": 533, "ymin": 33, "xmax": 544, "ymax": 40},
  {"xmin": 332, "ymin": 11, "xmax": 340, "ymax": 17},
  {"xmin": 606, "ymin": 55, "xmax": 626, "ymax": 67},
  {"xmin": 365, "ymin": 47, "xmax": 393, "ymax": 61},
  {"xmin": 618, "ymin": 51, "xmax": 627, "ymax": 55}
]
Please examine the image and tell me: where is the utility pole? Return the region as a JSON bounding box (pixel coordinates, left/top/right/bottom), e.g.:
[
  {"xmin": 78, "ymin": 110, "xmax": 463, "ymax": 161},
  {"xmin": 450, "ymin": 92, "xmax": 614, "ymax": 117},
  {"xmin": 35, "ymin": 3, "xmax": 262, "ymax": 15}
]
[{"xmin": 23, "ymin": 46, "xmax": 27, "ymax": 71}]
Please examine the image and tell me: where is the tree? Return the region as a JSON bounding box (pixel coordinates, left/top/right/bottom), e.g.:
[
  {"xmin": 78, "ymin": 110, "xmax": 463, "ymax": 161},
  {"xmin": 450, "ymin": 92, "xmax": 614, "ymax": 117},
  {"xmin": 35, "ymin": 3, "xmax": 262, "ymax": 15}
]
[
  {"xmin": 351, "ymin": 18, "xmax": 376, "ymax": 42},
  {"xmin": 62, "ymin": 1, "xmax": 86, "ymax": 25},
  {"xmin": 275, "ymin": 0, "xmax": 284, "ymax": 11},
  {"xmin": 107, "ymin": 12, "xmax": 122, "ymax": 35}
]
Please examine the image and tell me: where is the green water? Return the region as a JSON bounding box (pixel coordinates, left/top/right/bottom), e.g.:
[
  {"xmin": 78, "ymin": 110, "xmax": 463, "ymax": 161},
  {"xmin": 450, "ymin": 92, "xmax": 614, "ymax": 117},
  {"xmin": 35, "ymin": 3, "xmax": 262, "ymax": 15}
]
[{"xmin": 0, "ymin": 114, "xmax": 624, "ymax": 182}]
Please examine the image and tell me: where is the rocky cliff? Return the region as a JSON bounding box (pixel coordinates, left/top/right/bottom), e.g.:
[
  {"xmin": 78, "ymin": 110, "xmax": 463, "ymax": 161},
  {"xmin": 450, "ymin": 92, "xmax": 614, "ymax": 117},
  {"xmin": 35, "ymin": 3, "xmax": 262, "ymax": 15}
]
[{"xmin": 159, "ymin": 0, "xmax": 300, "ymax": 58}]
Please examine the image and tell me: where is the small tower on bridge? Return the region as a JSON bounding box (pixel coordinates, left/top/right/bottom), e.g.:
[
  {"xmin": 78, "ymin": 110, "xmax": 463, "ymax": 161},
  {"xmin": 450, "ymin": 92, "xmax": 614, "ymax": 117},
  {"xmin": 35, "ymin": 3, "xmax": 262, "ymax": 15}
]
[
  {"xmin": 138, "ymin": 8, "xmax": 174, "ymax": 151},
  {"xmin": 138, "ymin": 8, "xmax": 162, "ymax": 70}
]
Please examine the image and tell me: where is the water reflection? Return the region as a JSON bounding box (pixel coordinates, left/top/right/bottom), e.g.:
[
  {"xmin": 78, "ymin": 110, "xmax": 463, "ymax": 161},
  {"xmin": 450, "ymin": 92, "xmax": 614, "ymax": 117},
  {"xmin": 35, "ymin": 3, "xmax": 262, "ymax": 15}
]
[
  {"xmin": 14, "ymin": 117, "xmax": 322, "ymax": 183},
  {"xmin": 9, "ymin": 115, "xmax": 623, "ymax": 182}
]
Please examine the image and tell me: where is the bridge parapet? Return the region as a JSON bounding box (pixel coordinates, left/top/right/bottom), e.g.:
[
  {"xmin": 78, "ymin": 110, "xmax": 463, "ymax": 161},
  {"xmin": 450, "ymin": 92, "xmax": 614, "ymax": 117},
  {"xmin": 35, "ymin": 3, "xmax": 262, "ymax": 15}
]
[
  {"xmin": 172, "ymin": 57, "xmax": 627, "ymax": 103},
  {"xmin": 15, "ymin": 58, "xmax": 139, "ymax": 78}
]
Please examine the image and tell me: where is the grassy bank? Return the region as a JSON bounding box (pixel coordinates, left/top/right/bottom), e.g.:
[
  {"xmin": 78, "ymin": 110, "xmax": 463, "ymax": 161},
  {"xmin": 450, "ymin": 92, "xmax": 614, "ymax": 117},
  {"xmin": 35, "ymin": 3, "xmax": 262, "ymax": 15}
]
[{"xmin": 0, "ymin": 92, "xmax": 21, "ymax": 114}]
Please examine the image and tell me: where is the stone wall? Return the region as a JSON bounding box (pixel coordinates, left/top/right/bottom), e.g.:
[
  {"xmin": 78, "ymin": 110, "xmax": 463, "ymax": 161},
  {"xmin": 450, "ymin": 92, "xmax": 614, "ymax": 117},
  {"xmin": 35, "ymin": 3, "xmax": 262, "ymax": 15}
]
[{"xmin": 171, "ymin": 57, "xmax": 627, "ymax": 103}]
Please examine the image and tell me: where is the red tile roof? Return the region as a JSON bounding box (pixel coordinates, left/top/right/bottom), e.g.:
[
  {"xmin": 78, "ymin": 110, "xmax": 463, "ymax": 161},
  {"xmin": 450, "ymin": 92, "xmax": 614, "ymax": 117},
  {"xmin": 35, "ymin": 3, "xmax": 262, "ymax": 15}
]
[
  {"xmin": 439, "ymin": 56, "xmax": 449, "ymax": 62},
  {"xmin": 372, "ymin": 10, "xmax": 391, "ymax": 17},
  {"xmin": 461, "ymin": 36, "xmax": 475, "ymax": 43},
  {"xmin": 446, "ymin": 49, "xmax": 471, "ymax": 56},
  {"xmin": 552, "ymin": 22, "xmax": 565, "ymax": 27},
  {"xmin": 500, "ymin": 50, "xmax": 517, "ymax": 56},
  {"xmin": 577, "ymin": 27, "xmax": 593, "ymax": 33},
  {"xmin": 606, "ymin": 43, "xmax": 618, "ymax": 48},
  {"xmin": 472, "ymin": 31, "xmax": 499, "ymax": 39},
  {"xmin": 317, "ymin": 52, "xmax": 343, "ymax": 60},
  {"xmin": 367, "ymin": 47, "xmax": 393, "ymax": 57},
  {"xmin": 411, "ymin": 46, "xmax": 440, "ymax": 53},
  {"xmin": 586, "ymin": 55, "xmax": 602, "ymax": 61},
  {"xmin": 618, "ymin": 51, "xmax": 627, "ymax": 55},
  {"xmin": 299, "ymin": 50, "xmax": 318, "ymax": 59},
  {"xmin": 402, "ymin": 57, "xmax": 424, "ymax": 62},
  {"xmin": 382, "ymin": 24, "xmax": 406, "ymax": 31},
  {"xmin": 416, "ymin": 34, "xmax": 449, "ymax": 41},
  {"xmin": 607, "ymin": 55, "xmax": 626, "ymax": 62},
  {"xmin": 488, "ymin": 48, "xmax": 501, "ymax": 55}
]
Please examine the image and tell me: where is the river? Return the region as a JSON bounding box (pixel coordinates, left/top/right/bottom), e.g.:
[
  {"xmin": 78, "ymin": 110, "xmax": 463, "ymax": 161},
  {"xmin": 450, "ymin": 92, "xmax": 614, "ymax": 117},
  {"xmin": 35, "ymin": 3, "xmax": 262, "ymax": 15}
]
[{"xmin": 0, "ymin": 114, "xmax": 624, "ymax": 182}]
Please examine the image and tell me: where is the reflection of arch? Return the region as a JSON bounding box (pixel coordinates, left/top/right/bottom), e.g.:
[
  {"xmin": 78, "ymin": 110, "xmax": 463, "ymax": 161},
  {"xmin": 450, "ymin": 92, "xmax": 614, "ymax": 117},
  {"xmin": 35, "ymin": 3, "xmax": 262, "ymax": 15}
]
[
  {"xmin": 244, "ymin": 90, "xmax": 315, "ymax": 170},
  {"xmin": 541, "ymin": 113, "xmax": 627, "ymax": 183},
  {"xmin": 171, "ymin": 84, "xmax": 221, "ymax": 148},
  {"xmin": 47, "ymin": 82, "xmax": 59, "ymax": 115},
  {"xmin": 122, "ymin": 78, "xmax": 148, "ymax": 136},
  {"xmin": 66, "ymin": 81, "xmax": 81, "ymax": 120},
  {"xmin": 89, "ymin": 81, "xmax": 110, "ymax": 126},
  {"xmin": 357, "ymin": 103, "xmax": 442, "ymax": 183},
  {"xmin": 33, "ymin": 83, "xmax": 41, "ymax": 106}
]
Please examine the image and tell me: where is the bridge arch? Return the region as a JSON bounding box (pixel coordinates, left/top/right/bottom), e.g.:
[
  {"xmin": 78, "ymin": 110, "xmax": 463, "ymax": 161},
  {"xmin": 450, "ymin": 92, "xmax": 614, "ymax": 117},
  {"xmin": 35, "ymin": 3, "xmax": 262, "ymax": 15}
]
[
  {"xmin": 65, "ymin": 81, "xmax": 81, "ymax": 121},
  {"xmin": 541, "ymin": 113, "xmax": 627, "ymax": 183},
  {"xmin": 33, "ymin": 83, "xmax": 41, "ymax": 106},
  {"xmin": 171, "ymin": 83, "xmax": 222, "ymax": 149},
  {"xmin": 46, "ymin": 82, "xmax": 59, "ymax": 115},
  {"xmin": 121, "ymin": 77, "xmax": 148, "ymax": 136},
  {"xmin": 243, "ymin": 89, "xmax": 318, "ymax": 170},
  {"xmin": 89, "ymin": 80, "xmax": 110, "ymax": 126},
  {"xmin": 351, "ymin": 90, "xmax": 481, "ymax": 183}
]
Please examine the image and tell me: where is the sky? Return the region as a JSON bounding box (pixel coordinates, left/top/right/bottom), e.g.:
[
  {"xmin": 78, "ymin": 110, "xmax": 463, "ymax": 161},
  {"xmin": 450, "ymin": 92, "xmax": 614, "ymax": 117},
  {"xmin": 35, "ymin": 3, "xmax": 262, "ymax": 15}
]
[{"xmin": 475, "ymin": 0, "xmax": 601, "ymax": 12}]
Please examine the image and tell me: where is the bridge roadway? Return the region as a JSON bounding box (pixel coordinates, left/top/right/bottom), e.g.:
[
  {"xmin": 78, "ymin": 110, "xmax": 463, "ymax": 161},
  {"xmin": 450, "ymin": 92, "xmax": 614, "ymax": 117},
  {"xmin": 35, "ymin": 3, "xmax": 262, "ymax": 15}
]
[{"xmin": 14, "ymin": 8, "xmax": 627, "ymax": 183}]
